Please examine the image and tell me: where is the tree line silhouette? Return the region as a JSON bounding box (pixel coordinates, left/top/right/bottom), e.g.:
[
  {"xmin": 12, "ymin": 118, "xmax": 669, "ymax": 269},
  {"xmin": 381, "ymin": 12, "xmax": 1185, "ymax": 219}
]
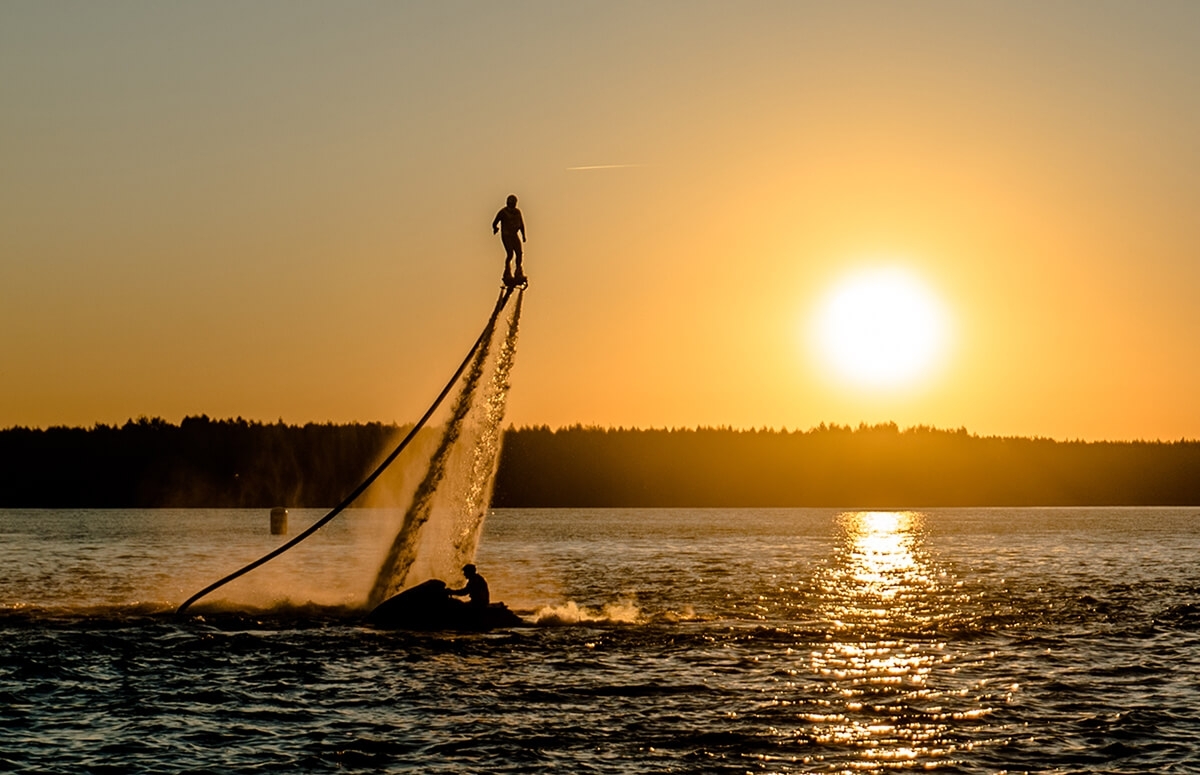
[
  {"xmin": 0, "ymin": 416, "xmax": 401, "ymax": 508},
  {"xmin": 492, "ymin": 423, "xmax": 1200, "ymax": 507},
  {"xmin": 2, "ymin": 417, "xmax": 1198, "ymax": 508}
]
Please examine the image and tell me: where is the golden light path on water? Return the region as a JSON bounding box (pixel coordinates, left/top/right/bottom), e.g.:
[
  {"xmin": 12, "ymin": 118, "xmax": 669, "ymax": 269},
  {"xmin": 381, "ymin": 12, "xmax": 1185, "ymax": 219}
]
[{"xmin": 802, "ymin": 511, "xmax": 995, "ymax": 771}]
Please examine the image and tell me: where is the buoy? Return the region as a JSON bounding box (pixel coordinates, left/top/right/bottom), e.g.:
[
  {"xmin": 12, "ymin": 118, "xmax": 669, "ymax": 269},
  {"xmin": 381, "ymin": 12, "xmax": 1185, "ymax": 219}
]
[{"xmin": 270, "ymin": 507, "xmax": 288, "ymax": 535}]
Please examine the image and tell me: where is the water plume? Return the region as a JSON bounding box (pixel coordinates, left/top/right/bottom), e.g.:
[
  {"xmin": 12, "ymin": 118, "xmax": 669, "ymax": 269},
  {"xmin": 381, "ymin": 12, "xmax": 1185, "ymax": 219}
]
[
  {"xmin": 449, "ymin": 290, "xmax": 524, "ymax": 566},
  {"xmin": 172, "ymin": 286, "xmax": 523, "ymax": 616},
  {"xmin": 367, "ymin": 290, "xmax": 524, "ymax": 607}
]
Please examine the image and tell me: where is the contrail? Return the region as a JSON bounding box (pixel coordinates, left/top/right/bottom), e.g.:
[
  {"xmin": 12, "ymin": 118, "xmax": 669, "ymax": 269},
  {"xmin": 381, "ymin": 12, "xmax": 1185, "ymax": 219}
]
[{"xmin": 566, "ymin": 163, "xmax": 646, "ymax": 171}]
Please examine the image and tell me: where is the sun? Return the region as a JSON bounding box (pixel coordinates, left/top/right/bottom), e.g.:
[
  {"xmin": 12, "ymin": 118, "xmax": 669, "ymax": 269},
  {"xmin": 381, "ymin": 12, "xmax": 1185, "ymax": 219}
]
[{"xmin": 811, "ymin": 267, "xmax": 950, "ymax": 390}]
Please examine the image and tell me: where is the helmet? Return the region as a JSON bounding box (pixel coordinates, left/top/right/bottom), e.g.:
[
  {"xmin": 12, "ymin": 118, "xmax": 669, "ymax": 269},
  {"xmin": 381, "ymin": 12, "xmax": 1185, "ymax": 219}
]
[
  {"xmin": 506, "ymin": 194, "xmax": 518, "ymax": 207},
  {"xmin": 462, "ymin": 564, "xmax": 476, "ymax": 575}
]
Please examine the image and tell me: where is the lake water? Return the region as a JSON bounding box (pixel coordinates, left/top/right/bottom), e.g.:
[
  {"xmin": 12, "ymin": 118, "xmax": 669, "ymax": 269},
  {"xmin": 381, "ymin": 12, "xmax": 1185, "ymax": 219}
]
[{"xmin": 2, "ymin": 507, "xmax": 1199, "ymax": 773}]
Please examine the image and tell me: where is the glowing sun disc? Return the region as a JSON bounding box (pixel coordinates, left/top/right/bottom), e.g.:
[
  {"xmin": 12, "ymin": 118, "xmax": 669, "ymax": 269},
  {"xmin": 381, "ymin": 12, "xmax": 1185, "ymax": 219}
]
[{"xmin": 813, "ymin": 268, "xmax": 949, "ymax": 389}]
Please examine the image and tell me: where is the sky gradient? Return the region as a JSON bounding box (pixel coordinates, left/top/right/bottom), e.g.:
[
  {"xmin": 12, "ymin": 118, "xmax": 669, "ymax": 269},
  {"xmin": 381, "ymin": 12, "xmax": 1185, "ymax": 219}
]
[{"xmin": 3, "ymin": 2, "xmax": 1199, "ymax": 440}]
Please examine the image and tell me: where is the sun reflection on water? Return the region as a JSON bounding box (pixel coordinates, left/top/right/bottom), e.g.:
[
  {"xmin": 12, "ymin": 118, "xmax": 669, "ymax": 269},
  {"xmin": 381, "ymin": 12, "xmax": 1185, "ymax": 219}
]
[
  {"xmin": 798, "ymin": 511, "xmax": 982, "ymax": 771},
  {"xmin": 820, "ymin": 511, "xmax": 939, "ymax": 629}
]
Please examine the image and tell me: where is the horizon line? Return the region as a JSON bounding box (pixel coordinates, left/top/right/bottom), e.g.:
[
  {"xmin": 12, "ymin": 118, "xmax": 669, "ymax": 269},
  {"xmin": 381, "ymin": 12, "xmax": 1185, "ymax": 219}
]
[{"xmin": 2, "ymin": 416, "xmax": 1196, "ymax": 445}]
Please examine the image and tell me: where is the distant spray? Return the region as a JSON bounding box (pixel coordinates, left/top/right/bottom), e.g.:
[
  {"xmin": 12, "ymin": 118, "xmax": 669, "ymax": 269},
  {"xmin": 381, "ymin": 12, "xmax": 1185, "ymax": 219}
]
[{"xmin": 368, "ymin": 291, "xmax": 524, "ymax": 607}]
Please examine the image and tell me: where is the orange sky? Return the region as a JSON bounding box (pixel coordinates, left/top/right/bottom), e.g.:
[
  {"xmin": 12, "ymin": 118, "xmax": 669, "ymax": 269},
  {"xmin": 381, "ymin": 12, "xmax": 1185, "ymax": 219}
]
[{"xmin": 3, "ymin": 2, "xmax": 1199, "ymax": 441}]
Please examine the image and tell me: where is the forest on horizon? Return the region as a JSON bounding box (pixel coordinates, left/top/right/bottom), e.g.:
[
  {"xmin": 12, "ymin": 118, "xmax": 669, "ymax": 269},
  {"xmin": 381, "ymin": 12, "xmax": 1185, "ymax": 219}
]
[{"xmin": 2, "ymin": 416, "xmax": 1199, "ymax": 508}]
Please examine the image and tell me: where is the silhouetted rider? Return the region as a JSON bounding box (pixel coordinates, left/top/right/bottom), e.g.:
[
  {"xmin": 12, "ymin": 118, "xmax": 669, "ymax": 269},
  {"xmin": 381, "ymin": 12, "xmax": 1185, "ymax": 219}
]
[
  {"xmin": 448, "ymin": 564, "xmax": 490, "ymax": 609},
  {"xmin": 492, "ymin": 194, "xmax": 526, "ymax": 284}
]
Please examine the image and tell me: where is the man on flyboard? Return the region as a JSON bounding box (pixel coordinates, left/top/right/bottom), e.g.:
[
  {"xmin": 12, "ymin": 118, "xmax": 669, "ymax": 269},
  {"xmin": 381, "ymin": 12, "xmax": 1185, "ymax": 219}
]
[{"xmin": 492, "ymin": 194, "xmax": 527, "ymax": 287}]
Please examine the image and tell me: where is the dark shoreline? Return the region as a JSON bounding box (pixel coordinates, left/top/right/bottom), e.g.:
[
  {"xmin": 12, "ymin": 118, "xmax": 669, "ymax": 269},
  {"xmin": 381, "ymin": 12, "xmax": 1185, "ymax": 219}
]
[{"xmin": 3, "ymin": 417, "xmax": 1199, "ymax": 508}]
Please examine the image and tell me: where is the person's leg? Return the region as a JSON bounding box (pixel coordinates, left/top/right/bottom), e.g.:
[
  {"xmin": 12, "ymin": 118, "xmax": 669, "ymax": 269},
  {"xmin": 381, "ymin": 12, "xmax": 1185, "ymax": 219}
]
[
  {"xmin": 514, "ymin": 241, "xmax": 524, "ymax": 278},
  {"xmin": 503, "ymin": 243, "xmax": 515, "ymax": 279}
]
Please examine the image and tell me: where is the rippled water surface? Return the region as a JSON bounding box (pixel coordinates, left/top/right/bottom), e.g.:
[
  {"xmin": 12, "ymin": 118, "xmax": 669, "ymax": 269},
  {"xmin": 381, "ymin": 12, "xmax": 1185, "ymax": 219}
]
[{"xmin": 3, "ymin": 507, "xmax": 1200, "ymax": 773}]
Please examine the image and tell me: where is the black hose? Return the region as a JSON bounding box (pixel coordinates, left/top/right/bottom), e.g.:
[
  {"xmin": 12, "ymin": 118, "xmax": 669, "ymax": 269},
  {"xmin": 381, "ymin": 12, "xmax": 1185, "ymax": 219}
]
[{"xmin": 176, "ymin": 286, "xmax": 515, "ymax": 615}]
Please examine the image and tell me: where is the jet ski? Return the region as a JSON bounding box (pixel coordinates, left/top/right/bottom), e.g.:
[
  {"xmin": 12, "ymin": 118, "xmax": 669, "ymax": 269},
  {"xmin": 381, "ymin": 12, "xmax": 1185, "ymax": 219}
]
[{"xmin": 366, "ymin": 579, "xmax": 523, "ymax": 631}]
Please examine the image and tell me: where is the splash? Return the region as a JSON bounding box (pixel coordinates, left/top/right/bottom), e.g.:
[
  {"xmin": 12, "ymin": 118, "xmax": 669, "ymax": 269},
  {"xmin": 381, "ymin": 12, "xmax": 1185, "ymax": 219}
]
[
  {"xmin": 530, "ymin": 600, "xmax": 702, "ymax": 626},
  {"xmin": 533, "ymin": 600, "xmax": 648, "ymax": 626},
  {"xmin": 367, "ymin": 291, "xmax": 524, "ymax": 607}
]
